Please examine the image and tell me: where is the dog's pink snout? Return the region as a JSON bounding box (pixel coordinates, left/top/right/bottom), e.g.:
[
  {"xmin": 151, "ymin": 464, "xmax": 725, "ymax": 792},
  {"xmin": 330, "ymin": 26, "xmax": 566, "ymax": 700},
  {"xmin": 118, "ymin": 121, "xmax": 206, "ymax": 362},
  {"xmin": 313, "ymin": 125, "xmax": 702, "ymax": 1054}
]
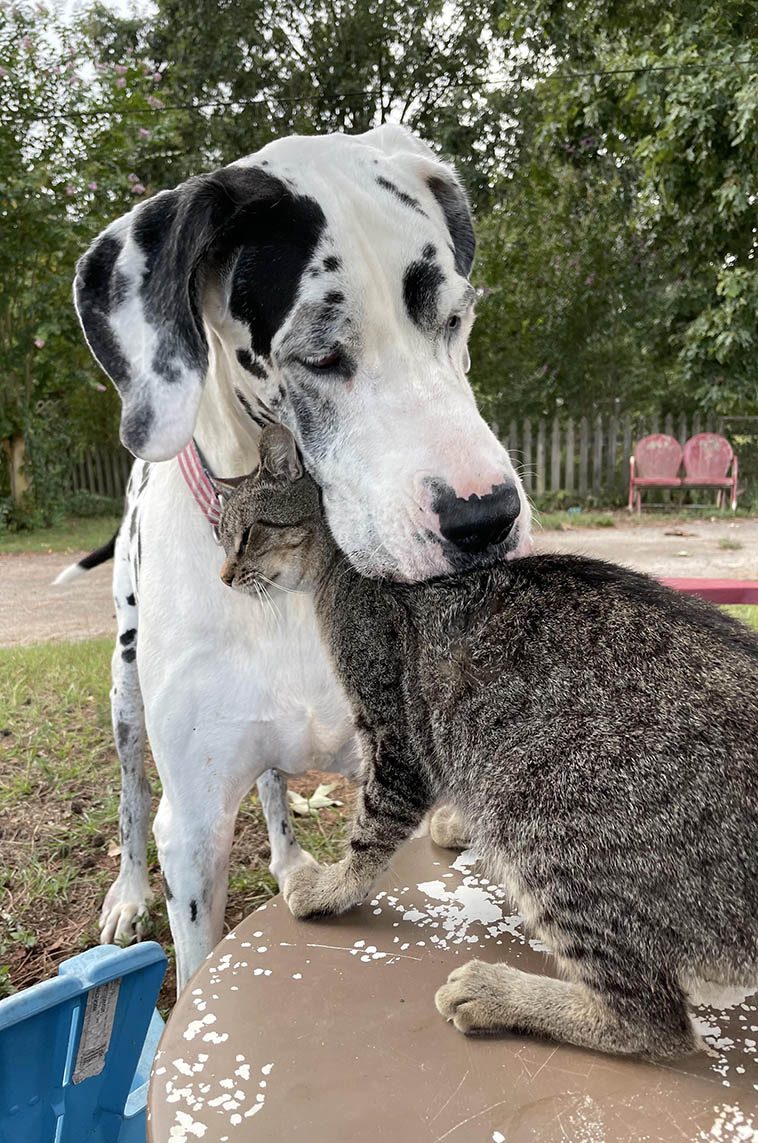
[{"xmin": 417, "ymin": 475, "xmax": 522, "ymax": 554}]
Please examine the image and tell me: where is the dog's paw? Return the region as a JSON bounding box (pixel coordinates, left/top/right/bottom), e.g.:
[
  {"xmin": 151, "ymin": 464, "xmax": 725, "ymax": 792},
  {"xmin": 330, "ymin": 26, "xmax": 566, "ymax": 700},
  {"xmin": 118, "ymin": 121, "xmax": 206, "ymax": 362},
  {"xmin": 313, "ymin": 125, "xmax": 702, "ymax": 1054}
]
[
  {"xmin": 435, "ymin": 960, "xmax": 526, "ymax": 1035},
  {"xmin": 99, "ymin": 877, "xmax": 154, "ymax": 945},
  {"xmin": 429, "ymin": 804, "xmax": 471, "ymax": 850},
  {"xmin": 269, "ymin": 846, "xmax": 319, "ymax": 889}
]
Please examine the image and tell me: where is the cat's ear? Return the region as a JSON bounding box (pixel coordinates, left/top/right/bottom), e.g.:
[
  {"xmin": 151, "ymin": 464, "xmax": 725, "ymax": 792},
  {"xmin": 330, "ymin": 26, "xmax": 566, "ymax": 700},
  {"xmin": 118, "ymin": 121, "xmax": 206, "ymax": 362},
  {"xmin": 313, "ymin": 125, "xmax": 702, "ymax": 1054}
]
[{"xmin": 259, "ymin": 425, "xmax": 303, "ymax": 482}]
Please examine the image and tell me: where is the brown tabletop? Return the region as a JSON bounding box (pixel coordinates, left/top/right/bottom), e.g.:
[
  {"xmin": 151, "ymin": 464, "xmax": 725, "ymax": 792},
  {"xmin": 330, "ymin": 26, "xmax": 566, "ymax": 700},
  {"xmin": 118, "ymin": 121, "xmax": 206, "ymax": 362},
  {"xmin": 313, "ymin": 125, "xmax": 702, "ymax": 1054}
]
[{"xmin": 149, "ymin": 839, "xmax": 758, "ymax": 1142}]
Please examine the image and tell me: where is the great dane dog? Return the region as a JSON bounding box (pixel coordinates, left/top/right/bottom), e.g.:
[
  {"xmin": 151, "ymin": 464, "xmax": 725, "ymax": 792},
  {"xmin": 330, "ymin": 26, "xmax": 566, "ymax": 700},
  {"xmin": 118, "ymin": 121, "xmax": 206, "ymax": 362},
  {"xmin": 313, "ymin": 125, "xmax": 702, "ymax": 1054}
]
[{"xmin": 64, "ymin": 125, "xmax": 531, "ymax": 993}]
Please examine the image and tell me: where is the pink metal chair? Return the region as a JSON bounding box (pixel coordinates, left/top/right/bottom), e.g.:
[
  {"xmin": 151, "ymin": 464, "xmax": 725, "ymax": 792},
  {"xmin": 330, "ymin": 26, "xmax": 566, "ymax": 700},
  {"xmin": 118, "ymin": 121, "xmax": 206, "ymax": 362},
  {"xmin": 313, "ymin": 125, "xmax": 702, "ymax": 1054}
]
[
  {"xmin": 628, "ymin": 434, "xmax": 683, "ymax": 512},
  {"xmin": 682, "ymin": 433, "xmax": 739, "ymax": 510}
]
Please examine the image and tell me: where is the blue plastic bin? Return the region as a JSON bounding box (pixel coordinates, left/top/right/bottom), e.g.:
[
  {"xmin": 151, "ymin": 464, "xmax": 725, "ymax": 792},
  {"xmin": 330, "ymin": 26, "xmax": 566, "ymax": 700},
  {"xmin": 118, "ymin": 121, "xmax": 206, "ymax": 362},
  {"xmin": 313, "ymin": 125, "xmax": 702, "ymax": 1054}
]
[{"xmin": 0, "ymin": 942, "xmax": 166, "ymax": 1143}]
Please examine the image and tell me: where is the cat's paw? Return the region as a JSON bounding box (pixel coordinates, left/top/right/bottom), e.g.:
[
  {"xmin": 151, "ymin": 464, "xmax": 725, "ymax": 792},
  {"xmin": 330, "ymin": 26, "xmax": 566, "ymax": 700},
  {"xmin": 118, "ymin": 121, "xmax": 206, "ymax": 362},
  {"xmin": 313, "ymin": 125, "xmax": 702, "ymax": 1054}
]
[
  {"xmin": 435, "ymin": 960, "xmax": 527, "ymax": 1034},
  {"xmin": 430, "ymin": 804, "xmax": 471, "ymax": 850},
  {"xmin": 283, "ymin": 861, "xmax": 358, "ymax": 919}
]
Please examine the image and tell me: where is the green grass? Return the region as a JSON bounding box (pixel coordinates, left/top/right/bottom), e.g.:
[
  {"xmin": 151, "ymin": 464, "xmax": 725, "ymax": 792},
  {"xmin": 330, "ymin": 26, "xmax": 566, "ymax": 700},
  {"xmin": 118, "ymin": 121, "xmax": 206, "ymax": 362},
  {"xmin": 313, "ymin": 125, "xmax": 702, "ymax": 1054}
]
[
  {"xmin": 725, "ymin": 605, "xmax": 758, "ymax": 629},
  {"xmin": 0, "ymin": 515, "xmax": 122, "ymax": 554},
  {"xmin": 537, "ymin": 511, "xmax": 618, "ymax": 531},
  {"xmin": 0, "ymin": 638, "xmax": 349, "ymax": 1007}
]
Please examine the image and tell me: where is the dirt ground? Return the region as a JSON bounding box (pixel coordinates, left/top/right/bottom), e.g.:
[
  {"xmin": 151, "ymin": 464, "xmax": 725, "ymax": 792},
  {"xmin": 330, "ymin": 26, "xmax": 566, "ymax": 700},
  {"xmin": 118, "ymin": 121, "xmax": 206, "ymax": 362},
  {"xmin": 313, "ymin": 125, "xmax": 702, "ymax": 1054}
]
[{"xmin": 1, "ymin": 517, "xmax": 757, "ymax": 647}]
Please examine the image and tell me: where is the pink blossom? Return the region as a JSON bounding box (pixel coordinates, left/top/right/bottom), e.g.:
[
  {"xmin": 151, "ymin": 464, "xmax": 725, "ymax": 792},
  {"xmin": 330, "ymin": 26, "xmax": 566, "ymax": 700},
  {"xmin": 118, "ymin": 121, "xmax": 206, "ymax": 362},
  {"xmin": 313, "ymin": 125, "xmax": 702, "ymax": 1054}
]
[
  {"xmin": 65, "ymin": 184, "xmax": 76, "ymax": 196},
  {"xmin": 115, "ymin": 76, "xmax": 126, "ymax": 88},
  {"xmin": 34, "ymin": 338, "xmax": 45, "ymax": 349},
  {"xmin": 115, "ymin": 64, "xmax": 128, "ymax": 75},
  {"xmin": 0, "ymin": 67, "xmax": 7, "ymax": 78},
  {"xmin": 147, "ymin": 95, "xmax": 164, "ymax": 109},
  {"xmin": 584, "ymin": 273, "xmax": 596, "ymax": 287},
  {"xmin": 131, "ymin": 182, "xmax": 146, "ymax": 195},
  {"xmin": 21, "ymin": 35, "xmax": 32, "ymax": 50},
  {"xmin": 127, "ymin": 172, "xmax": 139, "ymax": 183},
  {"xmin": 94, "ymin": 382, "xmax": 107, "ymax": 392},
  {"xmin": 88, "ymin": 181, "xmax": 98, "ymax": 191},
  {"xmin": 152, "ymin": 72, "xmax": 162, "ymax": 82},
  {"xmin": 138, "ymin": 127, "xmax": 151, "ymax": 139}
]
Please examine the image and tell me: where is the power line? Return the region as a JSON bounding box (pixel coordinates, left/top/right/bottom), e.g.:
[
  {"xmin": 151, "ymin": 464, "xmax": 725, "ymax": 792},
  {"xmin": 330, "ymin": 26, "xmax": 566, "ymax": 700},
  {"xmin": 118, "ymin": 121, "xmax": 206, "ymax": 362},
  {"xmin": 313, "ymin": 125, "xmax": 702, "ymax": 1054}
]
[{"xmin": 6, "ymin": 55, "xmax": 757, "ymax": 123}]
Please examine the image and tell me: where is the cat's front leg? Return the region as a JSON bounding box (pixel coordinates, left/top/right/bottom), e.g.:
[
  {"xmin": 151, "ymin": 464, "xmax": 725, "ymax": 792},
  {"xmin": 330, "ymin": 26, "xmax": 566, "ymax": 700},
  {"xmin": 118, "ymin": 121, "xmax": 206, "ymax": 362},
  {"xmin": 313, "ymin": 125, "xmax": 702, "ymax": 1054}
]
[{"xmin": 284, "ymin": 749, "xmax": 432, "ymax": 920}]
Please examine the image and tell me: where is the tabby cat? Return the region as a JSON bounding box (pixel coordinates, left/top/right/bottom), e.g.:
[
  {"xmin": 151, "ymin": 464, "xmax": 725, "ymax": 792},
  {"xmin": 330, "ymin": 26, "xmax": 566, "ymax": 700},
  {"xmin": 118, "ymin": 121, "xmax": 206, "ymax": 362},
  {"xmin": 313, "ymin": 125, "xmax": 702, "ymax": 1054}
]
[{"xmin": 219, "ymin": 424, "xmax": 758, "ymax": 1060}]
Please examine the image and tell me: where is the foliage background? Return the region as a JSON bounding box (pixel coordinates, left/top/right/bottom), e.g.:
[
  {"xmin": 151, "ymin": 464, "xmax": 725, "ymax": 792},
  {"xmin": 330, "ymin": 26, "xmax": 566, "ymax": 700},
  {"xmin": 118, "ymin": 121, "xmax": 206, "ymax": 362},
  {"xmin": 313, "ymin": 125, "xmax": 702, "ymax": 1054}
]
[{"xmin": 1, "ymin": 0, "xmax": 756, "ymax": 524}]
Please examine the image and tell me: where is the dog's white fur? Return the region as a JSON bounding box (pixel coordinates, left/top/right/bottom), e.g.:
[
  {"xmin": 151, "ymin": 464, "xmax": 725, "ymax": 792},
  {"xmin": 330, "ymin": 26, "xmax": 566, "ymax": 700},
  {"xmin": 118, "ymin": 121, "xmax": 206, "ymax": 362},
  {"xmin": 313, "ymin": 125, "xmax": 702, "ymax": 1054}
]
[{"xmin": 64, "ymin": 126, "xmax": 531, "ymax": 993}]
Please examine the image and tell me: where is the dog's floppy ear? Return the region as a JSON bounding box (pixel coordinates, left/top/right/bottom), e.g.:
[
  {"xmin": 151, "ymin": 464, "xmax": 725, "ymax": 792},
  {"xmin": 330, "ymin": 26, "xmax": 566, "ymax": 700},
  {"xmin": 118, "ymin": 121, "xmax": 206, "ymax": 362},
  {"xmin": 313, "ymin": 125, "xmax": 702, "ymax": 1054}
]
[
  {"xmin": 259, "ymin": 425, "xmax": 303, "ymax": 482},
  {"xmin": 74, "ymin": 167, "xmax": 288, "ymax": 461}
]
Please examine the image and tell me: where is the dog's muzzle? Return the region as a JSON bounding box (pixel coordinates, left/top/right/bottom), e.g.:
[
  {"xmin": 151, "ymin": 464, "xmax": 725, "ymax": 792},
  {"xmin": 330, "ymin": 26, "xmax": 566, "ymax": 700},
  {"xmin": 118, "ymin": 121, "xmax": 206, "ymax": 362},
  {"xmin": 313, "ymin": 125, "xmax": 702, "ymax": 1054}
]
[{"xmin": 431, "ymin": 481, "xmax": 522, "ymax": 555}]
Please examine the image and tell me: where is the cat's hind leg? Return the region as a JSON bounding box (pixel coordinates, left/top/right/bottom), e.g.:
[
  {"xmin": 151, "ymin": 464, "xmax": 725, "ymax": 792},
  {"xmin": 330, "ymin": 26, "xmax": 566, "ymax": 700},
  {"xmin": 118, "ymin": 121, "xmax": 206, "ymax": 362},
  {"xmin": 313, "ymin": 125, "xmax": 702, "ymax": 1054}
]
[
  {"xmin": 429, "ymin": 803, "xmax": 471, "ymax": 849},
  {"xmin": 435, "ymin": 960, "xmax": 696, "ymax": 1060}
]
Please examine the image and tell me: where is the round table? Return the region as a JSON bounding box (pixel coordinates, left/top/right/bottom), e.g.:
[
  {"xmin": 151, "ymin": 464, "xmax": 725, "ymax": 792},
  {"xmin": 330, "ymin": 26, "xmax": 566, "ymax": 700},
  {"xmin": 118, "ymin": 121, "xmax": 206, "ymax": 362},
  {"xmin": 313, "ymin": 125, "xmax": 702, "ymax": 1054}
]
[{"xmin": 149, "ymin": 838, "xmax": 758, "ymax": 1142}]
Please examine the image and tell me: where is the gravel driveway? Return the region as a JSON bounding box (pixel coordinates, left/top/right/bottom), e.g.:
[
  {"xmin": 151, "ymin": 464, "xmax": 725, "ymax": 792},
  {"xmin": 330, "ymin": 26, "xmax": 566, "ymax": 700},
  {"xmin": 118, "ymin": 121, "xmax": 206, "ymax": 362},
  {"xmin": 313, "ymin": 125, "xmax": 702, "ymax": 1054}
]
[{"xmin": 1, "ymin": 518, "xmax": 757, "ymax": 648}]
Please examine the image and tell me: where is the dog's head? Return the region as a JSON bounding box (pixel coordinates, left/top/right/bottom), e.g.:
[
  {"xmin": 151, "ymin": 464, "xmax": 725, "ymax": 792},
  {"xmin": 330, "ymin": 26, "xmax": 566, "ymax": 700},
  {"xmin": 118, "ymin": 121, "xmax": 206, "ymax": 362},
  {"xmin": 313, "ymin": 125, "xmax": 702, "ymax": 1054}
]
[{"xmin": 75, "ymin": 126, "xmax": 531, "ymax": 579}]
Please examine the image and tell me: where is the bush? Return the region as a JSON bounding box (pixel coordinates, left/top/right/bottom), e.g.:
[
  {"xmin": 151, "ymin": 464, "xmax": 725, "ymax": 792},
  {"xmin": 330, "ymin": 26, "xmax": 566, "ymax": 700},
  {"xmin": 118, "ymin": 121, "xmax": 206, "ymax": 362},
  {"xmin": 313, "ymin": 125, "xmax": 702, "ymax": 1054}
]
[{"xmin": 66, "ymin": 490, "xmax": 123, "ymax": 518}]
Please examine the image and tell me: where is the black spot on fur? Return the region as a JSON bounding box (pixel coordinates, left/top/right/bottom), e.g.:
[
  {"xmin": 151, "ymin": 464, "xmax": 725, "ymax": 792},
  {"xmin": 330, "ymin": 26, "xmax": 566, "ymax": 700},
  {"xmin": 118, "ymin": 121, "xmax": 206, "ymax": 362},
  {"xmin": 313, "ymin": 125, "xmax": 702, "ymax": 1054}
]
[
  {"xmin": 323, "ymin": 255, "xmax": 341, "ymax": 272},
  {"xmin": 403, "ymin": 258, "xmax": 444, "ymax": 331},
  {"xmin": 228, "ymin": 179, "xmax": 328, "ymax": 358},
  {"xmin": 236, "ymin": 348, "xmax": 267, "ymax": 379},
  {"xmin": 116, "ymin": 720, "xmax": 130, "ymax": 749},
  {"xmin": 427, "ymin": 174, "xmax": 476, "ymax": 276},
  {"xmin": 121, "ymin": 402, "xmax": 155, "ymax": 454},
  {"xmin": 139, "ymin": 463, "xmax": 151, "ymax": 494},
  {"xmin": 126, "ymin": 593, "xmax": 136, "ymax": 607},
  {"xmin": 375, "ymin": 175, "xmax": 426, "ymax": 216},
  {"xmin": 121, "ymin": 647, "xmax": 137, "ymax": 663},
  {"xmin": 324, "ymin": 290, "xmax": 344, "ymax": 306},
  {"xmin": 422, "ymin": 243, "xmax": 436, "ymax": 260},
  {"xmin": 164, "ymin": 878, "xmax": 173, "ymax": 901},
  {"xmin": 119, "ymin": 628, "xmax": 136, "ymax": 646},
  {"xmin": 190, "ymin": 899, "xmax": 198, "ymax": 922},
  {"xmin": 129, "ymin": 507, "xmax": 138, "ymax": 540},
  {"xmin": 281, "ymin": 820, "xmax": 288, "ymax": 835}
]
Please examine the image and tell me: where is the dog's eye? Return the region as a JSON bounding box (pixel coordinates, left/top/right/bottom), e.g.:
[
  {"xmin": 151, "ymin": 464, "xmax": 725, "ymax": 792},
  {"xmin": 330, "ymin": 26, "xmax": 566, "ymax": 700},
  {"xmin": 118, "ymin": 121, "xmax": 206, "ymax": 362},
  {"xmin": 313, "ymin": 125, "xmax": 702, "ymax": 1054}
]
[
  {"xmin": 301, "ymin": 351, "xmax": 342, "ymax": 371},
  {"xmin": 446, "ymin": 314, "xmax": 461, "ymax": 333}
]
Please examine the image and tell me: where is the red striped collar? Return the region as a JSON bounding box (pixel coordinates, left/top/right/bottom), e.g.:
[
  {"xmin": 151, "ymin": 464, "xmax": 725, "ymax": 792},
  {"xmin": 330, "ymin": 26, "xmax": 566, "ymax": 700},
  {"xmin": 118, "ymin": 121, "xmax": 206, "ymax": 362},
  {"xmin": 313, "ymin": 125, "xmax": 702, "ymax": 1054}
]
[{"xmin": 177, "ymin": 439, "xmax": 223, "ymax": 530}]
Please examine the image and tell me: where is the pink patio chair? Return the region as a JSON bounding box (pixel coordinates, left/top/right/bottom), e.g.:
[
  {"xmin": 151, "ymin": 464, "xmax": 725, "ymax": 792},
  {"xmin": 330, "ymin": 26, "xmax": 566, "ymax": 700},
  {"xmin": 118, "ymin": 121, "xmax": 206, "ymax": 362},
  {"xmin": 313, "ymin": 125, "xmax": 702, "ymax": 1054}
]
[
  {"xmin": 628, "ymin": 434, "xmax": 683, "ymax": 513},
  {"xmin": 682, "ymin": 433, "xmax": 739, "ymax": 510}
]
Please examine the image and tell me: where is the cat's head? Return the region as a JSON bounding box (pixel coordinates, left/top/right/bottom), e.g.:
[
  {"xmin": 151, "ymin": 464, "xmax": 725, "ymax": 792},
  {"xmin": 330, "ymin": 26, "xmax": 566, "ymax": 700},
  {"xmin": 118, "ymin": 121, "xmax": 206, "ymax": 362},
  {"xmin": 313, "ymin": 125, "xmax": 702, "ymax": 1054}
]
[{"xmin": 218, "ymin": 425, "xmax": 324, "ymax": 594}]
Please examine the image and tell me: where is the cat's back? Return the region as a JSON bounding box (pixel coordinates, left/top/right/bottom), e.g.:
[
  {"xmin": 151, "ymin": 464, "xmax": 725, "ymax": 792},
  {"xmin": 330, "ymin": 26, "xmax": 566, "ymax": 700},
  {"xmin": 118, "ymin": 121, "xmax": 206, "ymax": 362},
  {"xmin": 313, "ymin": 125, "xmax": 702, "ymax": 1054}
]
[{"xmin": 407, "ymin": 552, "xmax": 758, "ymax": 736}]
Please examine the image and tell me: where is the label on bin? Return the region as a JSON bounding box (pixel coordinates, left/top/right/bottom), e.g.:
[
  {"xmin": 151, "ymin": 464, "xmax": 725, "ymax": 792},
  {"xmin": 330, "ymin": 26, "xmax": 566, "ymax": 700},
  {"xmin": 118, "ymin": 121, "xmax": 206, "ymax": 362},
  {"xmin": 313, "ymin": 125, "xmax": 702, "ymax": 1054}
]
[{"xmin": 73, "ymin": 978, "xmax": 121, "ymax": 1083}]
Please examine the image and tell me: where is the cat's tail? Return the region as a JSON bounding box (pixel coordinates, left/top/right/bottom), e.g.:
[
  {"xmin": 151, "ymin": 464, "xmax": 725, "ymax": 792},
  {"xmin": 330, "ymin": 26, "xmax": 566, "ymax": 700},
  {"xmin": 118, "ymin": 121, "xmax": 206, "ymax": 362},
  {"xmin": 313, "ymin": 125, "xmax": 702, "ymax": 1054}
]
[{"xmin": 52, "ymin": 530, "xmax": 119, "ymax": 586}]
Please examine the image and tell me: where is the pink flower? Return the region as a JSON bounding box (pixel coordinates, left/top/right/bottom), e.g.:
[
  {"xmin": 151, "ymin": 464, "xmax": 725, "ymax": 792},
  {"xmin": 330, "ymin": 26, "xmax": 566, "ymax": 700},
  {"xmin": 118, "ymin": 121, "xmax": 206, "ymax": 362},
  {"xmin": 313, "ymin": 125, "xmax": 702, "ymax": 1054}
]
[
  {"xmin": 0, "ymin": 67, "xmax": 7, "ymax": 78},
  {"xmin": 147, "ymin": 95, "xmax": 164, "ymax": 109},
  {"xmin": 115, "ymin": 64, "xmax": 128, "ymax": 75},
  {"xmin": 65, "ymin": 184, "xmax": 76, "ymax": 196},
  {"xmin": 152, "ymin": 72, "xmax": 162, "ymax": 82},
  {"xmin": 34, "ymin": 338, "xmax": 45, "ymax": 348},
  {"xmin": 88, "ymin": 181, "xmax": 98, "ymax": 191},
  {"xmin": 138, "ymin": 127, "xmax": 151, "ymax": 139},
  {"xmin": 94, "ymin": 382, "xmax": 107, "ymax": 392},
  {"xmin": 131, "ymin": 183, "xmax": 146, "ymax": 195},
  {"xmin": 127, "ymin": 172, "xmax": 139, "ymax": 183},
  {"xmin": 115, "ymin": 76, "xmax": 126, "ymax": 88},
  {"xmin": 21, "ymin": 35, "xmax": 32, "ymax": 50}
]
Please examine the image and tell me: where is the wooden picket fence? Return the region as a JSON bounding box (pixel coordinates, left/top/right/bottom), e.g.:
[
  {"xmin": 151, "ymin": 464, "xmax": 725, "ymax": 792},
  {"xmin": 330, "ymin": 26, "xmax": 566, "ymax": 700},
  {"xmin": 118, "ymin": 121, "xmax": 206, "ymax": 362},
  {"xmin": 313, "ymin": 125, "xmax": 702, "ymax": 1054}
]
[
  {"xmin": 492, "ymin": 411, "xmax": 724, "ymax": 499},
  {"xmin": 69, "ymin": 411, "xmax": 727, "ymax": 505}
]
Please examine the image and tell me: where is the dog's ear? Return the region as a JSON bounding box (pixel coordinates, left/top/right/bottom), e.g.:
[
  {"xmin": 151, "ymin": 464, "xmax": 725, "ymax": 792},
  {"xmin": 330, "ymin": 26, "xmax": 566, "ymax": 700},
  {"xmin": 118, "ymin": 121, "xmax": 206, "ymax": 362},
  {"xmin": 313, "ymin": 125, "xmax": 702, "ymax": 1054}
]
[
  {"xmin": 74, "ymin": 167, "xmax": 291, "ymax": 461},
  {"xmin": 259, "ymin": 425, "xmax": 303, "ymax": 482}
]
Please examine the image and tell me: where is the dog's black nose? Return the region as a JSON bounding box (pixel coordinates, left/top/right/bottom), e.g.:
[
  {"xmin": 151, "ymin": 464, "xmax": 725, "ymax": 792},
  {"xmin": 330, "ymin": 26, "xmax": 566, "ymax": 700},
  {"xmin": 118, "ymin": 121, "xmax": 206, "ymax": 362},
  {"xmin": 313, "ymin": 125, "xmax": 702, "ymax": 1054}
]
[{"xmin": 436, "ymin": 482, "xmax": 521, "ymax": 554}]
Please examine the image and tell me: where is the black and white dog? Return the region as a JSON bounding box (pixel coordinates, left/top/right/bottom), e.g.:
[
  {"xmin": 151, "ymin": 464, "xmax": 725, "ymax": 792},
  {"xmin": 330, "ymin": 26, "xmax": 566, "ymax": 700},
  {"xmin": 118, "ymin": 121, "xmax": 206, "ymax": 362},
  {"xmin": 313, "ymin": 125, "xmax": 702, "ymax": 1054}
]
[{"xmin": 60, "ymin": 126, "xmax": 531, "ymax": 993}]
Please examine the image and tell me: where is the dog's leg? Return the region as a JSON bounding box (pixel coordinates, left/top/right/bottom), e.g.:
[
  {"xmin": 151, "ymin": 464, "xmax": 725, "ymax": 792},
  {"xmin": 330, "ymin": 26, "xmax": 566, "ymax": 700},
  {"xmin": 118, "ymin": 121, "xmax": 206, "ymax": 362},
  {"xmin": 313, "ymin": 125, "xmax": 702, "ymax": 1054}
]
[
  {"xmin": 153, "ymin": 788, "xmax": 243, "ymax": 994},
  {"xmin": 257, "ymin": 769, "xmax": 317, "ymax": 886},
  {"xmin": 435, "ymin": 961, "xmax": 696, "ymax": 1060},
  {"xmin": 284, "ymin": 742, "xmax": 432, "ymax": 920},
  {"xmin": 100, "ymin": 551, "xmax": 154, "ymax": 945}
]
